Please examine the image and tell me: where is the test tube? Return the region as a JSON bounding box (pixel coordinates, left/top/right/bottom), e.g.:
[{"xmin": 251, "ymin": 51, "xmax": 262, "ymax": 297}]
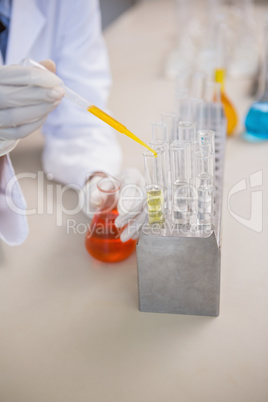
[
  {"xmin": 204, "ymin": 81, "xmax": 222, "ymax": 131},
  {"xmin": 149, "ymin": 139, "xmax": 170, "ymax": 210},
  {"xmin": 151, "ymin": 121, "xmax": 168, "ymax": 142},
  {"xmin": 212, "ymin": 83, "xmax": 224, "ymax": 153},
  {"xmin": 170, "ymin": 141, "xmax": 191, "ymax": 226},
  {"xmin": 160, "ymin": 112, "xmax": 178, "ymax": 143},
  {"xmin": 204, "ymin": 80, "xmax": 225, "ymax": 178},
  {"xmin": 195, "ymin": 129, "xmax": 215, "ymax": 154},
  {"xmin": 143, "ymin": 150, "xmax": 165, "ymax": 225},
  {"xmin": 174, "ymin": 87, "xmax": 190, "ymax": 121},
  {"xmin": 188, "ymin": 97, "xmax": 204, "ymax": 129},
  {"xmin": 177, "ymin": 121, "xmax": 196, "ymax": 143},
  {"xmin": 192, "ymin": 147, "xmax": 214, "ymax": 232},
  {"xmin": 195, "ymin": 100, "xmax": 206, "ymax": 130}
]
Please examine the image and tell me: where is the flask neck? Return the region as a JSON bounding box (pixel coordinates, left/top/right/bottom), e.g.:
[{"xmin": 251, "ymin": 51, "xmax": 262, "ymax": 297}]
[
  {"xmin": 264, "ymin": 22, "xmax": 268, "ymax": 94},
  {"xmin": 214, "ymin": 68, "xmax": 225, "ymax": 92}
]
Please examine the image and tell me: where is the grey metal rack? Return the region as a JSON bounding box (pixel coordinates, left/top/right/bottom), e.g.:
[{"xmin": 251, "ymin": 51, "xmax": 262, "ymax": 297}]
[{"xmin": 136, "ymin": 109, "xmax": 226, "ymax": 317}]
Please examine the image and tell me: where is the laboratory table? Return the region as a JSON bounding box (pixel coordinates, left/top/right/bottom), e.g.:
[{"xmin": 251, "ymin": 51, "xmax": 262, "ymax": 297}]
[{"xmin": 0, "ymin": 1, "xmax": 268, "ymax": 401}]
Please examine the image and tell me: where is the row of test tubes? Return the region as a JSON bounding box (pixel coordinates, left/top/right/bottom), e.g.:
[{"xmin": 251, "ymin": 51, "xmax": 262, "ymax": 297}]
[{"xmin": 143, "ymin": 78, "xmax": 226, "ymax": 237}]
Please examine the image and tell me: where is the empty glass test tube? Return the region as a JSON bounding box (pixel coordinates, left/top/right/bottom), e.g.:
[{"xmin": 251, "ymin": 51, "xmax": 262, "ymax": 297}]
[
  {"xmin": 177, "ymin": 121, "xmax": 196, "ymax": 143},
  {"xmin": 204, "ymin": 83, "xmax": 225, "ymax": 160},
  {"xmin": 194, "ymin": 130, "xmax": 218, "ymax": 188},
  {"xmin": 192, "ymin": 146, "xmax": 214, "ymax": 231},
  {"xmin": 151, "ymin": 121, "xmax": 168, "ymax": 142},
  {"xmin": 189, "ymin": 98, "xmax": 205, "ymax": 130},
  {"xmin": 143, "ymin": 150, "xmax": 165, "ymax": 225},
  {"xmin": 195, "ymin": 129, "xmax": 215, "ymax": 154},
  {"xmin": 160, "ymin": 112, "xmax": 178, "ymax": 143},
  {"xmin": 170, "ymin": 141, "xmax": 192, "ymax": 226},
  {"xmin": 204, "ymin": 81, "xmax": 222, "ymax": 133}
]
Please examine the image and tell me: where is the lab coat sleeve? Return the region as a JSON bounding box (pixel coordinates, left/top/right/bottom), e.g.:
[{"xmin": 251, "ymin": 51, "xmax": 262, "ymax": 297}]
[
  {"xmin": 0, "ymin": 155, "xmax": 28, "ymax": 245},
  {"xmin": 42, "ymin": 0, "xmax": 122, "ymax": 188}
]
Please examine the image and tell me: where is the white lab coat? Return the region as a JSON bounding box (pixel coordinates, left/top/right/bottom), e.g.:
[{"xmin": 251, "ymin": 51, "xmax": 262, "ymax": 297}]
[{"xmin": 0, "ymin": 0, "xmax": 122, "ymax": 245}]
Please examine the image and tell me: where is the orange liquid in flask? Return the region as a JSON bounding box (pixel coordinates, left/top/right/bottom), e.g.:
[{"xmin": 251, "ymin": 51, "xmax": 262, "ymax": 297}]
[
  {"xmin": 85, "ymin": 207, "xmax": 136, "ymax": 263},
  {"xmin": 215, "ymin": 69, "xmax": 238, "ymax": 136},
  {"xmin": 85, "ymin": 177, "xmax": 136, "ymax": 263}
]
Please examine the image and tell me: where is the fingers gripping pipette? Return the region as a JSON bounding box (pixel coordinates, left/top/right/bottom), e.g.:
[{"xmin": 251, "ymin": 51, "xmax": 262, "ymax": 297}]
[{"xmin": 22, "ymin": 58, "xmax": 157, "ymax": 157}]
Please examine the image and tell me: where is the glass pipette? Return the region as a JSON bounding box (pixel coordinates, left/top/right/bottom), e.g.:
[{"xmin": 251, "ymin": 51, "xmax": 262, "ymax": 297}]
[{"xmin": 22, "ymin": 58, "xmax": 157, "ymax": 157}]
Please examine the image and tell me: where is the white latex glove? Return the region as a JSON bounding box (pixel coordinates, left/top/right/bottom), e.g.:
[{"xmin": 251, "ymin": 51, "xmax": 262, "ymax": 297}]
[
  {"xmin": 80, "ymin": 169, "xmax": 147, "ymax": 242},
  {"xmin": 115, "ymin": 168, "xmax": 146, "ymax": 242},
  {"xmin": 0, "ymin": 154, "xmax": 28, "ymax": 245},
  {"xmin": 0, "ymin": 61, "xmax": 65, "ymax": 155},
  {"xmin": 79, "ymin": 171, "xmax": 110, "ymax": 218}
]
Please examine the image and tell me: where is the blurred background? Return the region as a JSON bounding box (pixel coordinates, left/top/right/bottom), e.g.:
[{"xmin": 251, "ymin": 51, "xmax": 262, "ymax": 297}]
[
  {"xmin": 100, "ymin": 0, "xmax": 268, "ymax": 30},
  {"xmin": 100, "ymin": 0, "xmax": 268, "ymax": 146},
  {"xmin": 100, "ymin": 0, "xmax": 137, "ymax": 28}
]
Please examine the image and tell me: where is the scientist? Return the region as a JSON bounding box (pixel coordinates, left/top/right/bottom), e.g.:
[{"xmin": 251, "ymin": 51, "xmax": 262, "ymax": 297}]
[{"xmin": 0, "ymin": 0, "xmax": 122, "ymax": 245}]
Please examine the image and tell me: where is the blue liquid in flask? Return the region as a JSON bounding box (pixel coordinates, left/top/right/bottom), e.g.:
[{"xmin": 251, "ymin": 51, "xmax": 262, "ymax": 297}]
[{"xmin": 245, "ymin": 101, "xmax": 268, "ymax": 141}]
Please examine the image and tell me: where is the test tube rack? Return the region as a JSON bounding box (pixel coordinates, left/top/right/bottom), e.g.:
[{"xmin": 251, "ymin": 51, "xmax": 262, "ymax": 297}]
[{"xmin": 136, "ymin": 112, "xmax": 226, "ymax": 317}]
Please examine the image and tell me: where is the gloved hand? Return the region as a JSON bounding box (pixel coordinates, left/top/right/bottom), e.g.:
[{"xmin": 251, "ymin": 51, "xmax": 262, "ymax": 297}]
[
  {"xmin": 79, "ymin": 171, "xmax": 110, "ymax": 218},
  {"xmin": 0, "ymin": 61, "xmax": 65, "ymax": 155},
  {"xmin": 80, "ymin": 169, "xmax": 147, "ymax": 242},
  {"xmin": 115, "ymin": 168, "xmax": 146, "ymax": 242}
]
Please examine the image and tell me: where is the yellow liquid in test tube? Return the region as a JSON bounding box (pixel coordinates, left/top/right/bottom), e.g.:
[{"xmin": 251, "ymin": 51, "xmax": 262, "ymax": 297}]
[
  {"xmin": 147, "ymin": 188, "xmax": 165, "ymax": 224},
  {"xmin": 88, "ymin": 106, "xmax": 157, "ymax": 157}
]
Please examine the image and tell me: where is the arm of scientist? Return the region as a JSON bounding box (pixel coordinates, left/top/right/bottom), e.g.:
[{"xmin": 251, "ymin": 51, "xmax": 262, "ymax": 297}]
[
  {"xmin": 0, "ymin": 61, "xmax": 64, "ymax": 245},
  {"xmin": 0, "ymin": 155, "xmax": 28, "ymax": 245},
  {"xmin": 41, "ymin": 0, "xmax": 122, "ymax": 188},
  {"xmin": 0, "ymin": 0, "xmax": 122, "ymax": 244}
]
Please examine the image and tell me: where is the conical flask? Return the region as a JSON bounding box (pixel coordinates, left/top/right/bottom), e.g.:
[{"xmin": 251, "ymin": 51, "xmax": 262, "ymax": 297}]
[
  {"xmin": 85, "ymin": 176, "xmax": 136, "ymax": 263},
  {"xmin": 245, "ymin": 18, "xmax": 268, "ymax": 141}
]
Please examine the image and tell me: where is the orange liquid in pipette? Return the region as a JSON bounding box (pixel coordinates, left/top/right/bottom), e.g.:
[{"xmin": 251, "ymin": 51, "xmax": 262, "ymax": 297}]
[
  {"xmin": 85, "ymin": 207, "xmax": 136, "ymax": 263},
  {"xmin": 215, "ymin": 69, "xmax": 238, "ymax": 136},
  {"xmin": 88, "ymin": 105, "xmax": 157, "ymax": 156}
]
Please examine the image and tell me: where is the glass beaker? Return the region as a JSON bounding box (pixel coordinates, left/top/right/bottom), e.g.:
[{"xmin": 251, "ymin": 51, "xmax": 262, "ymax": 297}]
[{"xmin": 85, "ymin": 175, "xmax": 136, "ymax": 263}]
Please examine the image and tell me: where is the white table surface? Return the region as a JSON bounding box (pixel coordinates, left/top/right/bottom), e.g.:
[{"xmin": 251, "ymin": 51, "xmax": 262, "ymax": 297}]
[{"xmin": 0, "ymin": 1, "xmax": 268, "ymax": 401}]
